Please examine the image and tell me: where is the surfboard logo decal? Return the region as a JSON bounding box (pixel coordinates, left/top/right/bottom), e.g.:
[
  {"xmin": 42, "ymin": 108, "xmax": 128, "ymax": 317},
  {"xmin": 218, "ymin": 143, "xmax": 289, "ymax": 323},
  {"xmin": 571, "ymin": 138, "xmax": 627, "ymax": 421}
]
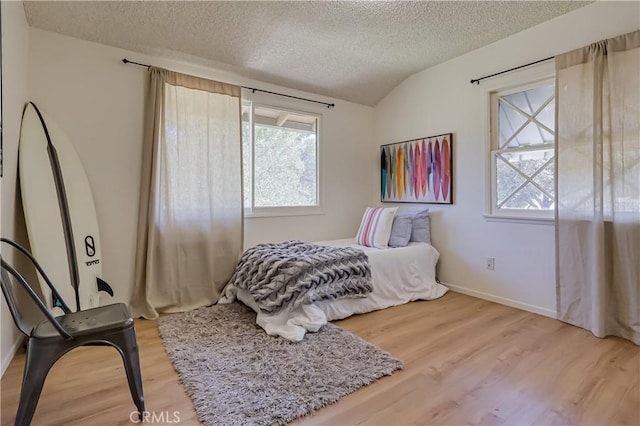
[
  {"xmin": 85, "ymin": 236, "xmax": 96, "ymax": 257},
  {"xmin": 53, "ymin": 294, "xmax": 65, "ymax": 310}
]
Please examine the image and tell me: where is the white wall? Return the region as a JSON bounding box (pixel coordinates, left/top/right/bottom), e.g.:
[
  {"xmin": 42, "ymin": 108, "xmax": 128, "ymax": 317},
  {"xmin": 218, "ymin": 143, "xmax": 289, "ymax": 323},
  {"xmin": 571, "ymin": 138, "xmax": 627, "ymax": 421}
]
[
  {"xmin": 1, "ymin": 1, "xmax": 31, "ymax": 375},
  {"xmin": 374, "ymin": 1, "xmax": 640, "ymax": 316},
  {"xmin": 27, "ymin": 28, "xmax": 374, "ymax": 305}
]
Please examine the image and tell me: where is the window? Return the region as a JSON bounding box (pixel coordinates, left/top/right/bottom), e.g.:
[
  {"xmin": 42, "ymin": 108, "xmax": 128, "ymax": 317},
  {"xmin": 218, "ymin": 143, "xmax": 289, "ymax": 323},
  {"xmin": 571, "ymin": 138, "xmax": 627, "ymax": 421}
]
[
  {"xmin": 242, "ymin": 102, "xmax": 320, "ymax": 215},
  {"xmin": 490, "ymin": 80, "xmax": 555, "ymax": 218}
]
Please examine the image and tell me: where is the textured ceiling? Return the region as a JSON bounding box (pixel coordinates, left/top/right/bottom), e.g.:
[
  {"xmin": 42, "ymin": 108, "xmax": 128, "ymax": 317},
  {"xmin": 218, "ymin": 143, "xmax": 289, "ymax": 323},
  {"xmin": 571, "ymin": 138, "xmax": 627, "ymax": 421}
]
[{"xmin": 23, "ymin": 1, "xmax": 591, "ymax": 106}]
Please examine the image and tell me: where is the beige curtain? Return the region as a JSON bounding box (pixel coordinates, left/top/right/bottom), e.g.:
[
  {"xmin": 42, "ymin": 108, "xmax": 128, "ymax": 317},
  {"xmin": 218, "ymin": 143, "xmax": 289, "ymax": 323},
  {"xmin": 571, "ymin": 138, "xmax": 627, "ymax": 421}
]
[
  {"xmin": 131, "ymin": 68, "xmax": 243, "ymax": 319},
  {"xmin": 555, "ymin": 30, "xmax": 640, "ymax": 345}
]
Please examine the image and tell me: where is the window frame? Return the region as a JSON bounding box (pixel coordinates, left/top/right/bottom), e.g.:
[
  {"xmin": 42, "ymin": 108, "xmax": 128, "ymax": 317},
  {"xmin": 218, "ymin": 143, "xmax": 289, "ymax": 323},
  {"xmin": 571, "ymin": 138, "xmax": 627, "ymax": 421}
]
[
  {"xmin": 242, "ymin": 100, "xmax": 324, "ymax": 218},
  {"xmin": 482, "ymin": 64, "xmax": 556, "ymax": 224}
]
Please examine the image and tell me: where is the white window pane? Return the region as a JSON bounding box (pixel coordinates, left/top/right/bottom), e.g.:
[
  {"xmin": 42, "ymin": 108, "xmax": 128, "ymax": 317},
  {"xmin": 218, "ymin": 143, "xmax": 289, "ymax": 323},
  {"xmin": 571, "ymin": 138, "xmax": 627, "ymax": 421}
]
[
  {"xmin": 497, "ymin": 149, "xmax": 554, "ymax": 210},
  {"xmin": 503, "ymin": 91, "xmax": 532, "ymax": 115},
  {"xmin": 496, "ymin": 155, "xmax": 527, "ymax": 206},
  {"xmin": 505, "ymin": 121, "xmax": 554, "ymax": 148},
  {"xmin": 536, "ymin": 101, "xmax": 555, "ymax": 131},
  {"xmin": 499, "ymin": 85, "xmax": 555, "ymax": 149},
  {"xmin": 532, "ymin": 159, "xmax": 555, "ymax": 197},
  {"xmin": 253, "ymin": 124, "xmax": 317, "ymax": 207},
  {"xmin": 254, "ymin": 107, "xmax": 316, "ymax": 132},
  {"xmin": 501, "ymin": 182, "xmax": 554, "ymax": 210},
  {"xmin": 505, "ymin": 149, "xmax": 553, "ymax": 176},
  {"xmin": 502, "ymin": 85, "xmax": 553, "ymax": 115},
  {"xmin": 499, "ymin": 102, "xmax": 527, "ymax": 147}
]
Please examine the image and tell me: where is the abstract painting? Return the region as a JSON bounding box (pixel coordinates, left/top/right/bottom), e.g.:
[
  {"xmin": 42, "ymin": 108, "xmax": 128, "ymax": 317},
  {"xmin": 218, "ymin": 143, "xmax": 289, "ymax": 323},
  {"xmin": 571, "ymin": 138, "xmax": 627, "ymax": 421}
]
[{"xmin": 381, "ymin": 133, "xmax": 453, "ymax": 204}]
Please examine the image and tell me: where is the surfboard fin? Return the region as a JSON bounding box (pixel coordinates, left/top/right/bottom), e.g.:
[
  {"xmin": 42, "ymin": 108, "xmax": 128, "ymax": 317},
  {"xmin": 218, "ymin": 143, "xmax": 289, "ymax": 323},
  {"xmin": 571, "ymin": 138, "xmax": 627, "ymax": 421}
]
[{"xmin": 96, "ymin": 277, "xmax": 114, "ymax": 297}]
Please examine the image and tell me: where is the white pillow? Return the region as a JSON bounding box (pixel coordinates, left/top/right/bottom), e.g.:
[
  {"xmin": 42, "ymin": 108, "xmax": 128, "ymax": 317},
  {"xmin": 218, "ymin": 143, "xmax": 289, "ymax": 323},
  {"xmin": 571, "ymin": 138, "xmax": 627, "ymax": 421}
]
[{"xmin": 355, "ymin": 207, "xmax": 398, "ymax": 248}]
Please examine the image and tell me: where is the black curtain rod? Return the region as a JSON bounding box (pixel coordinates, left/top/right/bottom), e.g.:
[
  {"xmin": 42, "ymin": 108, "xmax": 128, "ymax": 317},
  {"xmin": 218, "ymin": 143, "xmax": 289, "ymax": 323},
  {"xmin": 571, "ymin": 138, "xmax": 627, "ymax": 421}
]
[
  {"xmin": 122, "ymin": 58, "xmax": 335, "ymax": 108},
  {"xmin": 470, "ymin": 56, "xmax": 554, "ymax": 85}
]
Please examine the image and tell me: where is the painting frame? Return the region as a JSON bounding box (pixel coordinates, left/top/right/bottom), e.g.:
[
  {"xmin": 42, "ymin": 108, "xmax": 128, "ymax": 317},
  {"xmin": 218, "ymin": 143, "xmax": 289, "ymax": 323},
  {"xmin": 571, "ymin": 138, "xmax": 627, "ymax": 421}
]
[{"xmin": 380, "ymin": 133, "xmax": 453, "ymax": 204}]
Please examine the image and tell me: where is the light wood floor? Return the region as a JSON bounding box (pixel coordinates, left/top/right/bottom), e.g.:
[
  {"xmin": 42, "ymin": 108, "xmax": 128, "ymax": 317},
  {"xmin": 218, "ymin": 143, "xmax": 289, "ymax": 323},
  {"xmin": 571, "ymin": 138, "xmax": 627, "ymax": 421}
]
[{"xmin": 2, "ymin": 291, "xmax": 639, "ymax": 425}]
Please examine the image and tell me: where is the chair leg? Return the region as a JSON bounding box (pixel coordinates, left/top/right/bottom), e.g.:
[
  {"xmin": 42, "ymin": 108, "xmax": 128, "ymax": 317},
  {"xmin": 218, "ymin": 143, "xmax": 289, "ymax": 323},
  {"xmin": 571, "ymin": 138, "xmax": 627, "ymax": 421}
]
[
  {"xmin": 15, "ymin": 340, "xmax": 61, "ymax": 426},
  {"xmin": 107, "ymin": 328, "xmax": 145, "ymax": 416}
]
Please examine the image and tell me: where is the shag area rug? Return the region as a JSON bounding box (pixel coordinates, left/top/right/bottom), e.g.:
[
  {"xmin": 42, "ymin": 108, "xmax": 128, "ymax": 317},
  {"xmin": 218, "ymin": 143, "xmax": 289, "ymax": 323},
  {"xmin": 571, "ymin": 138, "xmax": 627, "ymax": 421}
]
[{"xmin": 158, "ymin": 303, "xmax": 402, "ymax": 426}]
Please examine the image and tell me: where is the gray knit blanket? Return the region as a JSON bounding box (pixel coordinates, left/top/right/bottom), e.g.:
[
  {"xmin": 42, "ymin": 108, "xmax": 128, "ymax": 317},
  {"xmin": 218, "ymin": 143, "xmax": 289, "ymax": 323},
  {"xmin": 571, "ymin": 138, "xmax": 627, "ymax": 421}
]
[{"xmin": 226, "ymin": 240, "xmax": 372, "ymax": 314}]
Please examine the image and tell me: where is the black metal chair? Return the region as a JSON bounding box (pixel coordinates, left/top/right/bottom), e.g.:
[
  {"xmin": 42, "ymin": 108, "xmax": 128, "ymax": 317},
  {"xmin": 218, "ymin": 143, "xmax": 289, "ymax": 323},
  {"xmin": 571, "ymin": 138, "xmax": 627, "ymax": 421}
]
[{"xmin": 0, "ymin": 238, "xmax": 144, "ymax": 425}]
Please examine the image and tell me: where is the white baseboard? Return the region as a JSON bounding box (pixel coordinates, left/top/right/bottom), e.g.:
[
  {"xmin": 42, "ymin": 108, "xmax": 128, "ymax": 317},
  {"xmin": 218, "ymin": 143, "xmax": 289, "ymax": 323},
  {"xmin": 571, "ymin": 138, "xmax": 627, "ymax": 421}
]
[
  {"xmin": 442, "ymin": 281, "xmax": 557, "ymax": 319},
  {"xmin": 1, "ymin": 336, "xmax": 23, "ymax": 378}
]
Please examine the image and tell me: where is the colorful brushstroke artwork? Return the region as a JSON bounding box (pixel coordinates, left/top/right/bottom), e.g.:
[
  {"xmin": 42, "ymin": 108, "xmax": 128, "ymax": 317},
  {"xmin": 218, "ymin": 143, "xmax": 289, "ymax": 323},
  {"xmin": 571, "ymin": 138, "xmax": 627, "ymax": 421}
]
[{"xmin": 381, "ymin": 133, "xmax": 453, "ymax": 204}]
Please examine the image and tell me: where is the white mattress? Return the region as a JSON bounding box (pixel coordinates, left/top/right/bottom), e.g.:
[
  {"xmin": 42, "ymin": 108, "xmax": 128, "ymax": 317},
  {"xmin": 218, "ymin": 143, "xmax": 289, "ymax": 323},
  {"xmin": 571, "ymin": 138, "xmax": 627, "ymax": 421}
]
[
  {"xmin": 313, "ymin": 239, "xmax": 448, "ymax": 321},
  {"xmin": 224, "ymin": 238, "xmax": 448, "ymax": 341}
]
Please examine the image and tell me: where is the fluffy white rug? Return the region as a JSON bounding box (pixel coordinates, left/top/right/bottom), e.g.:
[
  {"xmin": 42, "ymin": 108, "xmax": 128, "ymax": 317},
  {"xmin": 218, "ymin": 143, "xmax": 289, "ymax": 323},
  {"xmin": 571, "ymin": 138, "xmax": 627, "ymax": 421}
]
[{"xmin": 158, "ymin": 302, "xmax": 402, "ymax": 425}]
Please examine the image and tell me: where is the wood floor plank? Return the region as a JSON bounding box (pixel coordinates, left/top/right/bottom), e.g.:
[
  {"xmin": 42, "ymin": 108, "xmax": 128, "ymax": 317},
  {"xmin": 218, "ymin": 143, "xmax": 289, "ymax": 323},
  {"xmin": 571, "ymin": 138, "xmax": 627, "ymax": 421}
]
[{"xmin": 2, "ymin": 291, "xmax": 638, "ymax": 425}]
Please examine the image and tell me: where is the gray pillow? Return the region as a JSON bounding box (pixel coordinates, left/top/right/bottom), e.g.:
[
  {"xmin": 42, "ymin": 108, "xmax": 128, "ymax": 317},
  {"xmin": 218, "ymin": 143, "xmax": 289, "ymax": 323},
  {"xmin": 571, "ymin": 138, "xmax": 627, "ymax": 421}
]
[
  {"xmin": 394, "ymin": 207, "xmax": 431, "ymax": 245},
  {"xmin": 388, "ymin": 214, "xmax": 413, "ymax": 247},
  {"xmin": 410, "ymin": 210, "xmax": 431, "ymax": 245}
]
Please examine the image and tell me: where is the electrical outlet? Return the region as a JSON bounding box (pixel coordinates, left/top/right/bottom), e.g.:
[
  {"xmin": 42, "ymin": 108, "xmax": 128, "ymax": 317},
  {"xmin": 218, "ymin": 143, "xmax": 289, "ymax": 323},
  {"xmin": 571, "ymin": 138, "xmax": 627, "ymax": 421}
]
[{"xmin": 486, "ymin": 257, "xmax": 495, "ymax": 270}]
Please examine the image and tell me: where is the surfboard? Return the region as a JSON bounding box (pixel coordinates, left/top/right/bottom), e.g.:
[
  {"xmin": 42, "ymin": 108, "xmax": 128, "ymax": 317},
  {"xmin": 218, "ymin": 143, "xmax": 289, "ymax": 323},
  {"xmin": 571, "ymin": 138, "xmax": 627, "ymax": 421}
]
[
  {"xmin": 427, "ymin": 141, "xmax": 433, "ymax": 195},
  {"xmin": 381, "ymin": 146, "xmax": 387, "ymax": 200},
  {"xmin": 407, "ymin": 144, "xmax": 414, "ymax": 199},
  {"xmin": 19, "ymin": 102, "xmax": 113, "ymax": 314},
  {"xmin": 390, "ymin": 146, "xmax": 397, "ymax": 199},
  {"xmin": 442, "ymin": 136, "xmax": 451, "ymax": 201},
  {"xmin": 385, "ymin": 146, "xmax": 392, "ymax": 200},
  {"xmin": 396, "ymin": 145, "xmax": 404, "ymax": 199},
  {"xmin": 414, "ymin": 143, "xmax": 421, "ymax": 200},
  {"xmin": 434, "ymin": 139, "xmax": 441, "ymax": 201},
  {"xmin": 421, "ymin": 139, "xmax": 427, "ymax": 197}
]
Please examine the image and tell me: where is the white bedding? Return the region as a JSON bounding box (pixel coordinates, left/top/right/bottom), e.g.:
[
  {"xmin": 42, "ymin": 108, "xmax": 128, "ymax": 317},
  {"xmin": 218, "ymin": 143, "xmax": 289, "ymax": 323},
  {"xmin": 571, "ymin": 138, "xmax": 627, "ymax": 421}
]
[{"xmin": 223, "ymin": 238, "xmax": 448, "ymax": 341}]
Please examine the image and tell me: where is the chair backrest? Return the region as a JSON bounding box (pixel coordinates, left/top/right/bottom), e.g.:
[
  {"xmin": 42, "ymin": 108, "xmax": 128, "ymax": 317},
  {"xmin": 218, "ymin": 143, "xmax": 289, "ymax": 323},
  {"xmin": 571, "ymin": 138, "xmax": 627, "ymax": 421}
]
[
  {"xmin": 1, "ymin": 238, "xmax": 73, "ymax": 339},
  {"xmin": 0, "ymin": 265, "xmax": 33, "ymax": 337}
]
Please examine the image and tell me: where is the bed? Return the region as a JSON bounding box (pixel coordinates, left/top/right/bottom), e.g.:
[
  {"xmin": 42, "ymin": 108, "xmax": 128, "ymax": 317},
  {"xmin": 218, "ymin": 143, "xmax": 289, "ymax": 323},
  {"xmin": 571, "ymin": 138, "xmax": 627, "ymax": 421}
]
[{"xmin": 221, "ymin": 237, "xmax": 448, "ymax": 341}]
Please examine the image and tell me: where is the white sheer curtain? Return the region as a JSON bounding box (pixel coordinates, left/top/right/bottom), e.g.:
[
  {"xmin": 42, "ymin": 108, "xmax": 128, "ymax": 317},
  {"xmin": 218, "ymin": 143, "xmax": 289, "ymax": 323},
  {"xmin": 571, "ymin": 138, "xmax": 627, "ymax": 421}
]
[
  {"xmin": 131, "ymin": 68, "xmax": 243, "ymax": 319},
  {"xmin": 555, "ymin": 30, "xmax": 640, "ymax": 345}
]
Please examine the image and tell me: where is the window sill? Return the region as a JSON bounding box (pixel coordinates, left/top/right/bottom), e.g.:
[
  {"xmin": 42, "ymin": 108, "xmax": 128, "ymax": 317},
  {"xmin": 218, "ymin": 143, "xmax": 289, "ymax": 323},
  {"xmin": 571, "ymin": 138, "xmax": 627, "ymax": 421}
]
[
  {"xmin": 483, "ymin": 214, "xmax": 554, "ymax": 226},
  {"xmin": 245, "ymin": 207, "xmax": 325, "ymax": 219}
]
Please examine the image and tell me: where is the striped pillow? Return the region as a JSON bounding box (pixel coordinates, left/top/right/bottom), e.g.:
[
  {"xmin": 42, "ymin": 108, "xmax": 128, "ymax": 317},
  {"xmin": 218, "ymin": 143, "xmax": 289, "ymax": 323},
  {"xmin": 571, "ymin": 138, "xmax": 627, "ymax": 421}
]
[{"xmin": 355, "ymin": 207, "xmax": 398, "ymax": 248}]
